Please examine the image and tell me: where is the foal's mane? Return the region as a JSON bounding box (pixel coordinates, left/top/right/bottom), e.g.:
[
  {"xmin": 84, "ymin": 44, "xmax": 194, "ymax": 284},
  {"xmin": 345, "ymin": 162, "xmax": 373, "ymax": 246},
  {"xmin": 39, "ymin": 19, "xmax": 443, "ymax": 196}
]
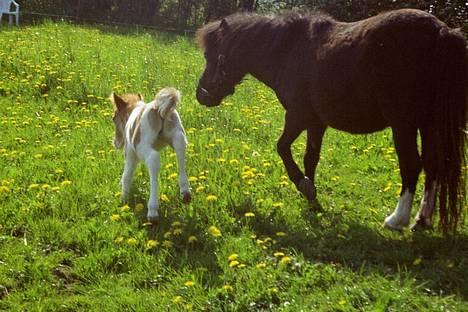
[{"xmin": 195, "ymin": 11, "xmax": 335, "ymax": 53}]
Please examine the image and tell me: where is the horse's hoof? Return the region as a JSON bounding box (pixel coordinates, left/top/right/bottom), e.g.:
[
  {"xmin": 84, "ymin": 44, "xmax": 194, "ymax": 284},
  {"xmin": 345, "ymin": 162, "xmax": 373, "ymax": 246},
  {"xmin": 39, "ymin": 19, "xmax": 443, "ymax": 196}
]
[
  {"xmin": 410, "ymin": 217, "xmax": 432, "ymax": 232},
  {"xmin": 298, "ymin": 177, "xmax": 316, "ymax": 202},
  {"xmin": 383, "ymin": 214, "xmax": 408, "ymax": 231},
  {"xmin": 182, "ymin": 192, "xmax": 192, "ymax": 204}
]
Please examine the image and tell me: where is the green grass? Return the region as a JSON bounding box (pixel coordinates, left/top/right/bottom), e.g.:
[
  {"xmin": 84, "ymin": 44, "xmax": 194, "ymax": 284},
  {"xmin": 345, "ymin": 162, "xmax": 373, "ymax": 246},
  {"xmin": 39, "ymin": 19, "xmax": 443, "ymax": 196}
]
[{"xmin": 0, "ymin": 21, "xmax": 467, "ymax": 311}]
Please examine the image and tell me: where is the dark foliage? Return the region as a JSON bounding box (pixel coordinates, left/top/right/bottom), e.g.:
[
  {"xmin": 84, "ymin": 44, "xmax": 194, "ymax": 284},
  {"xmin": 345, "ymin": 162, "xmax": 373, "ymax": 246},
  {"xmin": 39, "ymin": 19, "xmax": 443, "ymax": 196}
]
[{"xmin": 16, "ymin": 1, "xmax": 467, "ymax": 33}]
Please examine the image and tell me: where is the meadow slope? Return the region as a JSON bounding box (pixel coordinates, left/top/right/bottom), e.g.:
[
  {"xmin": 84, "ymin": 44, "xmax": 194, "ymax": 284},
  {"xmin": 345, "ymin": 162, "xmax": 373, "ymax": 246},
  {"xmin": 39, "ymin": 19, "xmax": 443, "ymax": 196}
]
[{"xmin": 0, "ymin": 22, "xmax": 467, "ymax": 311}]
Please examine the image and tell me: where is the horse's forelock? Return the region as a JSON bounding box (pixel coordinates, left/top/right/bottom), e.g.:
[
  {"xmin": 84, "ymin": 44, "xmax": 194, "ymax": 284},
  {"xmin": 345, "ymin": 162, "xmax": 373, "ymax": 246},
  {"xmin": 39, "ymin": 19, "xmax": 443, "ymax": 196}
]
[{"xmin": 195, "ymin": 21, "xmax": 221, "ymax": 51}]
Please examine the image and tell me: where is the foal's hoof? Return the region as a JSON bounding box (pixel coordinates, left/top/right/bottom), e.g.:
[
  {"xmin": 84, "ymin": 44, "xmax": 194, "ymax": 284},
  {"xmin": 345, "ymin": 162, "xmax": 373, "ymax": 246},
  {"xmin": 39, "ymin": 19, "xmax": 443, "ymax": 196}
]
[
  {"xmin": 182, "ymin": 192, "xmax": 192, "ymax": 204},
  {"xmin": 298, "ymin": 177, "xmax": 316, "ymax": 202},
  {"xmin": 410, "ymin": 217, "xmax": 432, "ymax": 232},
  {"xmin": 147, "ymin": 215, "xmax": 160, "ymax": 225}
]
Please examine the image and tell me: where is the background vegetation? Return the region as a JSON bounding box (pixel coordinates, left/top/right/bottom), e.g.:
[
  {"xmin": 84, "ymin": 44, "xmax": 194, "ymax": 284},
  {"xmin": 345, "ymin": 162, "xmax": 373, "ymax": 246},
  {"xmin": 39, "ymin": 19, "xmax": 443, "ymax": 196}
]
[
  {"xmin": 16, "ymin": 0, "xmax": 468, "ymax": 33},
  {"xmin": 0, "ymin": 19, "xmax": 467, "ymax": 310}
]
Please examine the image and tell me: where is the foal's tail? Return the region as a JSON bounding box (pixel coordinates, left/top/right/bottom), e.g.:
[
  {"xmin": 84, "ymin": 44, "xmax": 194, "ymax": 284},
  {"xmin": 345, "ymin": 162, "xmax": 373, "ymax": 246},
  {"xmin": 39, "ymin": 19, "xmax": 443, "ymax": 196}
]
[
  {"xmin": 154, "ymin": 87, "xmax": 181, "ymax": 119},
  {"xmin": 431, "ymin": 27, "xmax": 467, "ymax": 233}
]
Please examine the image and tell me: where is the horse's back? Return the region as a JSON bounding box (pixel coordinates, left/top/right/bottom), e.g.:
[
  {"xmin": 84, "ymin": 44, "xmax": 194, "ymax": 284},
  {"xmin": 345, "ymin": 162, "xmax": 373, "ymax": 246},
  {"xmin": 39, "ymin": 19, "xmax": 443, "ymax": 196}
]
[{"xmin": 311, "ymin": 9, "xmax": 448, "ymax": 133}]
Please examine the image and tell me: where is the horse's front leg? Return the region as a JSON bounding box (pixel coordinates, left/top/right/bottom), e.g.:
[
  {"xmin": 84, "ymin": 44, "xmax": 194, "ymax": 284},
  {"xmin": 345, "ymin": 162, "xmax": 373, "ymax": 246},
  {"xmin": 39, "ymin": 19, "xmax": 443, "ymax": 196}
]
[
  {"xmin": 120, "ymin": 148, "xmax": 138, "ymax": 202},
  {"xmin": 145, "ymin": 150, "xmax": 161, "ymax": 223},
  {"xmin": 303, "ymin": 123, "xmax": 327, "ymax": 201},
  {"xmin": 172, "ymin": 130, "xmax": 191, "ymax": 204},
  {"xmin": 384, "ymin": 126, "xmax": 422, "ymax": 230},
  {"xmin": 277, "ymin": 112, "xmax": 310, "ymax": 199}
]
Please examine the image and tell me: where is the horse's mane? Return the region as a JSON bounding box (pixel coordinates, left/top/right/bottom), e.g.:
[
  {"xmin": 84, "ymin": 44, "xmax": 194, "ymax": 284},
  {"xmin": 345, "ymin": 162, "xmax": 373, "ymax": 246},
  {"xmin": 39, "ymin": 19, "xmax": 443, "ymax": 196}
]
[{"xmin": 195, "ymin": 11, "xmax": 335, "ymax": 52}]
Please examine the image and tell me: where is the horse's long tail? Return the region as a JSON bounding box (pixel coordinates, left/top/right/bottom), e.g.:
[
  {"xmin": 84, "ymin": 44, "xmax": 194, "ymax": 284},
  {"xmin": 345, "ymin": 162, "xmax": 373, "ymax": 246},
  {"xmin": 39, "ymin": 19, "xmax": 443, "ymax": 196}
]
[
  {"xmin": 431, "ymin": 27, "xmax": 467, "ymax": 233},
  {"xmin": 153, "ymin": 87, "xmax": 181, "ymax": 119}
]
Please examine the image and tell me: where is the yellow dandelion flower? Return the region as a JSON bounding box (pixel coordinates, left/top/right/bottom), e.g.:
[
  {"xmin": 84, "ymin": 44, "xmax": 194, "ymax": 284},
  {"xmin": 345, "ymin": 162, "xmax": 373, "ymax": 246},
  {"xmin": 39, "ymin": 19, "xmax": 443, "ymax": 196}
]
[
  {"xmin": 168, "ymin": 173, "xmax": 178, "ymax": 179},
  {"xmin": 273, "ymin": 252, "xmax": 285, "ymax": 257},
  {"xmin": 188, "ymin": 176, "xmax": 198, "ymax": 182},
  {"xmin": 110, "ymin": 214, "xmax": 121, "ymax": 221},
  {"xmin": 206, "ymin": 195, "xmax": 218, "ymax": 202},
  {"xmin": 164, "ymin": 231, "xmax": 172, "ymax": 239},
  {"xmin": 61, "ymin": 180, "xmax": 72, "ymax": 187},
  {"xmin": 339, "ymin": 299, "xmax": 347, "ymax": 305},
  {"xmin": 172, "ymin": 221, "xmax": 182, "ymax": 227},
  {"xmin": 208, "ymin": 226, "xmax": 222, "ymax": 237},
  {"xmin": 188, "ymin": 236, "xmax": 198, "ymax": 244},
  {"xmin": 228, "ymin": 253, "xmax": 238, "ymax": 261},
  {"xmin": 229, "ymin": 260, "xmax": 240, "ymax": 267},
  {"xmin": 114, "ymin": 191, "xmax": 122, "ymax": 198},
  {"xmin": 184, "ymin": 280, "xmax": 195, "ymax": 287},
  {"xmin": 413, "ymin": 257, "xmax": 422, "ymax": 266},
  {"xmin": 275, "ymin": 232, "xmax": 286, "ymax": 237},
  {"xmin": 172, "ymin": 296, "xmax": 183, "ymax": 304},
  {"xmin": 114, "ymin": 236, "xmax": 124, "ymax": 244},
  {"xmin": 272, "ymin": 202, "xmax": 283, "ymax": 208},
  {"xmin": 51, "ymin": 186, "xmax": 60, "ymax": 192},
  {"xmin": 28, "ymin": 183, "xmax": 40, "ymax": 190},
  {"xmin": 196, "ymin": 186, "xmax": 205, "ymax": 193},
  {"xmin": 280, "ymin": 256, "xmax": 291, "ymax": 264},
  {"xmin": 0, "ymin": 186, "xmax": 9, "ymax": 193},
  {"xmin": 244, "ymin": 212, "xmax": 255, "ymax": 217},
  {"xmin": 146, "ymin": 240, "xmax": 159, "ymax": 248},
  {"xmin": 270, "ymin": 287, "xmax": 278, "ymax": 293},
  {"xmin": 120, "ymin": 204, "xmax": 130, "ymax": 212},
  {"xmin": 34, "ymin": 154, "xmax": 43, "ymax": 159},
  {"xmin": 256, "ymin": 263, "xmax": 266, "ymax": 269},
  {"xmin": 160, "ymin": 194, "xmax": 169, "ymax": 202},
  {"xmin": 127, "ymin": 238, "xmax": 137, "ymax": 245},
  {"xmin": 135, "ymin": 203, "xmax": 144, "ymax": 212},
  {"xmin": 223, "ymin": 284, "xmax": 234, "ymax": 292},
  {"xmin": 162, "ymin": 240, "xmax": 173, "ymax": 248},
  {"xmin": 173, "ymin": 228, "xmax": 183, "ymax": 236}
]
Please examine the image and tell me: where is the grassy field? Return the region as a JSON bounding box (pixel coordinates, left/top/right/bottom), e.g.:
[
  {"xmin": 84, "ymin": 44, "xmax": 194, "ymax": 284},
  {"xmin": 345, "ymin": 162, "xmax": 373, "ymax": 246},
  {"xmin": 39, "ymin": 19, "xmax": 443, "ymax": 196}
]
[{"xmin": 0, "ymin": 21, "xmax": 467, "ymax": 311}]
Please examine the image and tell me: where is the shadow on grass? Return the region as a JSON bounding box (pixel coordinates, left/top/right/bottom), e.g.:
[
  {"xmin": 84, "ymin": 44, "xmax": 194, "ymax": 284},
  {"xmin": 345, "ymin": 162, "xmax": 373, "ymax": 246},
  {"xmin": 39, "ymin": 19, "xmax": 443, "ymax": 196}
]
[{"xmin": 236, "ymin": 198, "xmax": 468, "ymax": 299}]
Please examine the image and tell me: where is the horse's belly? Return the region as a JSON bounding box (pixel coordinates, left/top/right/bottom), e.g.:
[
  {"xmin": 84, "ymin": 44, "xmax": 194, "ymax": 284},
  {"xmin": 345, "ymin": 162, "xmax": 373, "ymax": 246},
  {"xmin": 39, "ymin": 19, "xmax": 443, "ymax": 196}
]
[{"xmin": 316, "ymin": 99, "xmax": 388, "ymax": 134}]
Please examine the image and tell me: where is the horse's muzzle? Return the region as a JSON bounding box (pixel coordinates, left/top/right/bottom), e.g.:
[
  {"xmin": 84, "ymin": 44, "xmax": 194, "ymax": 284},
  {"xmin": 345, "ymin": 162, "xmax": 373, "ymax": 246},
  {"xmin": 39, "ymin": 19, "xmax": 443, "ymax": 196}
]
[{"xmin": 196, "ymin": 86, "xmax": 221, "ymax": 107}]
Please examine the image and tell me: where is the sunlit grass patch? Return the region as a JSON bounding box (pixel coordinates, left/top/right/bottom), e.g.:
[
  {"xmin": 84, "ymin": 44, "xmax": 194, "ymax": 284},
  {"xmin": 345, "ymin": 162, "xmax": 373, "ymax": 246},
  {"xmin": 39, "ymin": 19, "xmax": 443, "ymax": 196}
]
[{"xmin": 0, "ymin": 21, "xmax": 466, "ymax": 311}]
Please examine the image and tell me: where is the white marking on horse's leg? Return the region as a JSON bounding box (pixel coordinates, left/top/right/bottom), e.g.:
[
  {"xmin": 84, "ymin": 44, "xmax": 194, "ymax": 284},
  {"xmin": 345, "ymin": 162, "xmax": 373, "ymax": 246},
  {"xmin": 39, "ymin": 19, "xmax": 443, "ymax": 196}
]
[
  {"xmin": 172, "ymin": 131, "xmax": 191, "ymax": 203},
  {"xmin": 120, "ymin": 148, "xmax": 138, "ymax": 201},
  {"xmin": 384, "ymin": 189, "xmax": 414, "ymax": 230},
  {"xmin": 411, "ymin": 181, "xmax": 436, "ymax": 230},
  {"xmin": 145, "ymin": 150, "xmax": 161, "ymax": 222}
]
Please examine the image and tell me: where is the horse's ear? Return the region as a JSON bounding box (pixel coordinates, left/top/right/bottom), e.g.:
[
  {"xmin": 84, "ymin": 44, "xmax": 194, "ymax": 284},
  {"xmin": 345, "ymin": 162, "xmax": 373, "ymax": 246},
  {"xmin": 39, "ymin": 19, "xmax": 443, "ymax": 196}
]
[
  {"xmin": 111, "ymin": 93, "xmax": 127, "ymax": 111},
  {"xmin": 220, "ymin": 18, "xmax": 230, "ymax": 33}
]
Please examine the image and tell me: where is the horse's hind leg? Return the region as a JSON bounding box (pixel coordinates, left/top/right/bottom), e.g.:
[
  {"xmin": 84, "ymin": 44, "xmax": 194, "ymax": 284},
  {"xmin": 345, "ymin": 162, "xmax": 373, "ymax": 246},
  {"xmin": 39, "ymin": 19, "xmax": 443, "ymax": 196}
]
[
  {"xmin": 411, "ymin": 127, "xmax": 436, "ymax": 231},
  {"xmin": 277, "ymin": 111, "xmax": 309, "ymax": 198},
  {"xmin": 303, "ymin": 123, "xmax": 327, "ymax": 201},
  {"xmin": 384, "ymin": 126, "xmax": 422, "ymax": 230}
]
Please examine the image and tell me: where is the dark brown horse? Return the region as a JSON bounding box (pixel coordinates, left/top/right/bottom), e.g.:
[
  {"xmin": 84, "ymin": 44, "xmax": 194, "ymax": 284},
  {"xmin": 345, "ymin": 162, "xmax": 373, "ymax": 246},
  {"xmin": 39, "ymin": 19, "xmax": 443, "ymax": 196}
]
[{"xmin": 195, "ymin": 9, "xmax": 467, "ymax": 233}]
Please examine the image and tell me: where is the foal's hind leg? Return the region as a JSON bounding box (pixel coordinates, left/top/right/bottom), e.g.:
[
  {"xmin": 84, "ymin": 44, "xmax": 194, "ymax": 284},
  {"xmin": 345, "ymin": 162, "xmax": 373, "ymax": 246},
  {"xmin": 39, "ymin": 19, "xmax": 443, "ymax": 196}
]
[
  {"xmin": 145, "ymin": 150, "xmax": 161, "ymax": 223},
  {"xmin": 277, "ymin": 112, "xmax": 310, "ymax": 199},
  {"xmin": 384, "ymin": 127, "xmax": 422, "ymax": 230}
]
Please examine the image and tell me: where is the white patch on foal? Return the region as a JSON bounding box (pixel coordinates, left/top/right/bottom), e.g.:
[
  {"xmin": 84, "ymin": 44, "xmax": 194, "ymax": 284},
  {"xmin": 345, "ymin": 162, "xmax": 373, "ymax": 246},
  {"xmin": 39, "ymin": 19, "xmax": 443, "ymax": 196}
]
[
  {"xmin": 111, "ymin": 87, "xmax": 191, "ymax": 223},
  {"xmin": 384, "ymin": 189, "xmax": 413, "ymax": 230}
]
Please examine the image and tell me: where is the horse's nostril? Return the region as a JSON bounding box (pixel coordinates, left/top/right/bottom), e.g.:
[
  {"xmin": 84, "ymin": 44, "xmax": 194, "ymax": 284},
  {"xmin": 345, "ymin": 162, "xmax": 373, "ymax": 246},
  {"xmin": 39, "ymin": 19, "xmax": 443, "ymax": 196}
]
[{"xmin": 197, "ymin": 86, "xmax": 210, "ymax": 97}]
